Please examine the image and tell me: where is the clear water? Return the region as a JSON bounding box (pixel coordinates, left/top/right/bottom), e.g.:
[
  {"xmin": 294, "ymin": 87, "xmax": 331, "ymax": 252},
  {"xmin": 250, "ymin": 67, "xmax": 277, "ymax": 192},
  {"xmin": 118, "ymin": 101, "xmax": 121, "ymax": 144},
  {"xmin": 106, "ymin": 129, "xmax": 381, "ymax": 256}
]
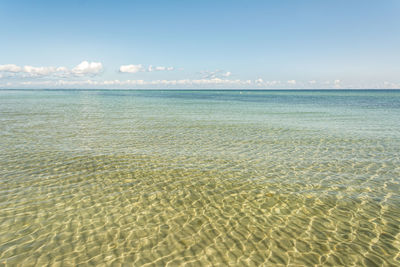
[{"xmin": 0, "ymin": 90, "xmax": 399, "ymax": 266}]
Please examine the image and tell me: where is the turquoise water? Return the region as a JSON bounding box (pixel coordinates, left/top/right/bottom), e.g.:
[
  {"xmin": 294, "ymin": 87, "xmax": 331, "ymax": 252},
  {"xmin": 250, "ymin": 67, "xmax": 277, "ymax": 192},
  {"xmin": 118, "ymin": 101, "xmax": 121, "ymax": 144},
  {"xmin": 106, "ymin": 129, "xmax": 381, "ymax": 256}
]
[{"xmin": 0, "ymin": 90, "xmax": 399, "ymax": 266}]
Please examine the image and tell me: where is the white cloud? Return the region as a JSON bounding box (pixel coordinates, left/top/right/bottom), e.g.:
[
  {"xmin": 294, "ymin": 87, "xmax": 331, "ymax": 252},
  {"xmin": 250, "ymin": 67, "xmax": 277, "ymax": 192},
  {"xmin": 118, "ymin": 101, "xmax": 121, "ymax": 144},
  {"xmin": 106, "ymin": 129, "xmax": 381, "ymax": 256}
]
[
  {"xmin": 201, "ymin": 70, "xmax": 232, "ymax": 79},
  {"xmin": 0, "ymin": 61, "xmax": 103, "ymax": 77},
  {"xmin": 287, "ymin": 80, "xmax": 296, "ymax": 85},
  {"xmin": 201, "ymin": 70, "xmax": 217, "ymax": 79},
  {"xmin": 56, "ymin": 67, "xmax": 68, "ymax": 72},
  {"xmin": 23, "ymin": 66, "xmax": 58, "ymax": 76},
  {"xmin": 308, "ymin": 80, "xmax": 316, "ymax": 84},
  {"xmin": 333, "ymin": 79, "xmax": 341, "ymax": 88},
  {"xmin": 120, "ymin": 64, "xmax": 175, "ymax": 73},
  {"xmin": 254, "ymin": 79, "xmax": 282, "ymax": 87},
  {"xmin": 155, "ymin": 66, "xmax": 165, "ymax": 71},
  {"xmin": 255, "ymin": 78, "xmax": 264, "ymax": 84},
  {"xmin": 154, "ymin": 66, "xmax": 174, "ymax": 71},
  {"xmin": 151, "ymin": 65, "xmax": 174, "ymax": 72},
  {"xmin": 119, "ymin": 64, "xmax": 144, "ymax": 73},
  {"xmin": 0, "ymin": 64, "xmax": 22, "ymax": 72},
  {"xmin": 267, "ymin": 80, "xmax": 281, "ymax": 86},
  {"xmin": 71, "ymin": 61, "xmax": 103, "ymax": 74},
  {"xmin": 383, "ymin": 81, "xmax": 400, "ymax": 89}
]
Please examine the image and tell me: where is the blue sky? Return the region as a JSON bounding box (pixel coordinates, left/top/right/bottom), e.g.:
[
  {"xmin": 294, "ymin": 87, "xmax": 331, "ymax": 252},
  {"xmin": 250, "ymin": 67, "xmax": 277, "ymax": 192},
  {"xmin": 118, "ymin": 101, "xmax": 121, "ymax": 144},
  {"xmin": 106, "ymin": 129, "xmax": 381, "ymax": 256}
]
[{"xmin": 0, "ymin": 0, "xmax": 399, "ymax": 89}]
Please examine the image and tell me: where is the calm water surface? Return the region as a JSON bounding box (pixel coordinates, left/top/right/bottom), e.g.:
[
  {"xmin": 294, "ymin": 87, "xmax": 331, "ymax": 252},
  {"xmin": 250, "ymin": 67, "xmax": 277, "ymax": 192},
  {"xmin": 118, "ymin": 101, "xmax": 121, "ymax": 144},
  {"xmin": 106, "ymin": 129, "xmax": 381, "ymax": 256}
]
[{"xmin": 0, "ymin": 90, "xmax": 399, "ymax": 266}]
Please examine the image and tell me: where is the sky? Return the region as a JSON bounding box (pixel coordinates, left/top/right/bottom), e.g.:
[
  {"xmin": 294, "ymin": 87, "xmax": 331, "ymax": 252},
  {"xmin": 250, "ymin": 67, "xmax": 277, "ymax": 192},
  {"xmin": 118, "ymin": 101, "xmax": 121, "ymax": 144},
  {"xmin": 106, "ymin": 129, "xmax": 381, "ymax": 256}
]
[{"xmin": 0, "ymin": 0, "xmax": 399, "ymax": 89}]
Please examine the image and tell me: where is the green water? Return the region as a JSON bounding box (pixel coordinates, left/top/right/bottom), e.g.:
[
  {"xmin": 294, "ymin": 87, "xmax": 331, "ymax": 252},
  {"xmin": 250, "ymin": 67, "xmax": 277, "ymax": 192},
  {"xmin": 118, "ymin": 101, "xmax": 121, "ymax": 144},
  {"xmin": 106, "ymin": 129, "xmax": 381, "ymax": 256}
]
[{"xmin": 0, "ymin": 90, "xmax": 399, "ymax": 266}]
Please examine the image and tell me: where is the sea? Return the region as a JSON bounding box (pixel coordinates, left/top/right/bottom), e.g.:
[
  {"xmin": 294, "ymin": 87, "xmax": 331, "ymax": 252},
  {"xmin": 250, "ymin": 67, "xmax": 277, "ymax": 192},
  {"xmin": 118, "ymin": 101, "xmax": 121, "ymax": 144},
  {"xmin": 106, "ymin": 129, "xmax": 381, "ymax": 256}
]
[{"xmin": 0, "ymin": 89, "xmax": 399, "ymax": 266}]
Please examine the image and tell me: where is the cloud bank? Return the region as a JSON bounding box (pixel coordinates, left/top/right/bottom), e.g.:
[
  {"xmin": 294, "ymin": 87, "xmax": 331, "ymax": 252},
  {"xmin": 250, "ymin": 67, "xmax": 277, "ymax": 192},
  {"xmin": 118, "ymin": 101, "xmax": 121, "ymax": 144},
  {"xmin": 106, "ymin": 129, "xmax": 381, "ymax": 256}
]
[
  {"xmin": 1, "ymin": 62, "xmax": 398, "ymax": 89},
  {"xmin": 2, "ymin": 78, "xmax": 384, "ymax": 89},
  {"xmin": 0, "ymin": 61, "xmax": 103, "ymax": 77},
  {"xmin": 12, "ymin": 78, "xmax": 252, "ymax": 88}
]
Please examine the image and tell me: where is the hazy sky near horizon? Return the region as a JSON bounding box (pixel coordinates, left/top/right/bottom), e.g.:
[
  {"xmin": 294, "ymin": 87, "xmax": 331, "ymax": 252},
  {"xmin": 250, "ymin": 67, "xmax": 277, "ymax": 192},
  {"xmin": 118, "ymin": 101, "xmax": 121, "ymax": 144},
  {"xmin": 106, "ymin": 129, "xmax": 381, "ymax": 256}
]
[{"xmin": 1, "ymin": 0, "xmax": 399, "ymax": 89}]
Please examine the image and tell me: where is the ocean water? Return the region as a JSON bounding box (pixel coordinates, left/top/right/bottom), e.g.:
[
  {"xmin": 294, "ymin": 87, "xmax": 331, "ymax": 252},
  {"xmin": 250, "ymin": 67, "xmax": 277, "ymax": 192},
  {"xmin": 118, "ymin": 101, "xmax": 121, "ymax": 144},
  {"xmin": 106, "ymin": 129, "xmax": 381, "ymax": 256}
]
[{"xmin": 0, "ymin": 89, "xmax": 399, "ymax": 266}]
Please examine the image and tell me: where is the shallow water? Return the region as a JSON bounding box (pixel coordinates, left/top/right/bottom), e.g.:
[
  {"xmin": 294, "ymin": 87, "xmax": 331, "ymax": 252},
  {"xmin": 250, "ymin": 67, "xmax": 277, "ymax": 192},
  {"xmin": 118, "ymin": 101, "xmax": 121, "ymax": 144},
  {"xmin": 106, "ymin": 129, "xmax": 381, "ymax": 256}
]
[{"xmin": 0, "ymin": 90, "xmax": 399, "ymax": 266}]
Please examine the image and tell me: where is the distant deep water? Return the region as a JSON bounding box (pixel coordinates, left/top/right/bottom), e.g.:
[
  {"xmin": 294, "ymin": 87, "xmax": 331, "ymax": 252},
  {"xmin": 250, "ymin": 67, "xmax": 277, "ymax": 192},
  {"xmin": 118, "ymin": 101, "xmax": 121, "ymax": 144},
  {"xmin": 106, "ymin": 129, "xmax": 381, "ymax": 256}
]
[{"xmin": 0, "ymin": 90, "xmax": 399, "ymax": 266}]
